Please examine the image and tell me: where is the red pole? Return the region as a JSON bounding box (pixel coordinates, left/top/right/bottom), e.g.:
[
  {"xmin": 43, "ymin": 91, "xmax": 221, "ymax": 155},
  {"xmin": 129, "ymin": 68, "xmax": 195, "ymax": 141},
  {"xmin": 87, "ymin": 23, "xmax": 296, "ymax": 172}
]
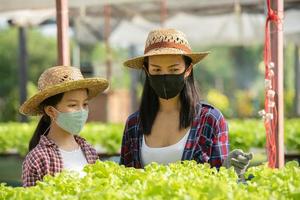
[
  {"xmin": 263, "ymin": 0, "xmax": 284, "ymax": 168},
  {"xmin": 271, "ymin": 0, "xmax": 284, "ymax": 168},
  {"xmin": 56, "ymin": 0, "xmax": 70, "ymax": 66}
]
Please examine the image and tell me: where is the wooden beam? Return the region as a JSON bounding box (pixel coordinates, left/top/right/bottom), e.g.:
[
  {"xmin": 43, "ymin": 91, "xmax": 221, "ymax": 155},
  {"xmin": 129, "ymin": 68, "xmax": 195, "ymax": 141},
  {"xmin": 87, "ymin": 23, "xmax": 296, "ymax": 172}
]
[
  {"xmin": 295, "ymin": 45, "xmax": 300, "ymax": 116},
  {"xmin": 18, "ymin": 26, "xmax": 28, "ymax": 122},
  {"xmin": 56, "ymin": 0, "xmax": 70, "ymax": 66},
  {"xmin": 104, "ymin": 4, "xmax": 112, "ymax": 81},
  {"xmin": 160, "ymin": 0, "xmax": 167, "ymax": 27}
]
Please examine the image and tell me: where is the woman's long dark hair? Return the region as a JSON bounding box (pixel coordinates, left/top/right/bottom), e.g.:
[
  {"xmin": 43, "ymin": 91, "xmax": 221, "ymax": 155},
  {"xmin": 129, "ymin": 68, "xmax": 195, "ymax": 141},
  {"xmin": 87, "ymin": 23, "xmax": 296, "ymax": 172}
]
[
  {"xmin": 140, "ymin": 55, "xmax": 200, "ymax": 135},
  {"xmin": 29, "ymin": 93, "xmax": 64, "ymax": 151}
]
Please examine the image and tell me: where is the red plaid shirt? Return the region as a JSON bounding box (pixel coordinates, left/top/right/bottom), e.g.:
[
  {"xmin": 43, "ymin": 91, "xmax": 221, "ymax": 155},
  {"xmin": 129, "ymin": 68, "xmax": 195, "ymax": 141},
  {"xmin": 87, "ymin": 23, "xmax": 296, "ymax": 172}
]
[
  {"xmin": 120, "ymin": 102, "xmax": 229, "ymax": 169},
  {"xmin": 22, "ymin": 135, "xmax": 98, "ymax": 187}
]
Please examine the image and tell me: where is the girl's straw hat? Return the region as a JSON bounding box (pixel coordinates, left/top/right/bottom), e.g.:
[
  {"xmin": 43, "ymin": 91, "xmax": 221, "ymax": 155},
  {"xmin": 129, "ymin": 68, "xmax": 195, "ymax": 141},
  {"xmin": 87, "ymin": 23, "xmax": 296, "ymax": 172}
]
[
  {"xmin": 19, "ymin": 66, "xmax": 109, "ymax": 116},
  {"xmin": 124, "ymin": 28, "xmax": 210, "ymax": 69}
]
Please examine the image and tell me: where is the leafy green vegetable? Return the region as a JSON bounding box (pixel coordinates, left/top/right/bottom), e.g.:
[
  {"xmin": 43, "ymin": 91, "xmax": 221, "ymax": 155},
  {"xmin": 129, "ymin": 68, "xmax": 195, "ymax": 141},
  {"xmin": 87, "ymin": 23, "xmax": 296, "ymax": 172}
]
[
  {"xmin": 0, "ymin": 119, "xmax": 299, "ymax": 156},
  {"xmin": 0, "ymin": 161, "xmax": 299, "ymax": 199},
  {"xmin": 0, "ymin": 122, "xmax": 123, "ymax": 156},
  {"xmin": 229, "ymin": 119, "xmax": 300, "ymax": 152}
]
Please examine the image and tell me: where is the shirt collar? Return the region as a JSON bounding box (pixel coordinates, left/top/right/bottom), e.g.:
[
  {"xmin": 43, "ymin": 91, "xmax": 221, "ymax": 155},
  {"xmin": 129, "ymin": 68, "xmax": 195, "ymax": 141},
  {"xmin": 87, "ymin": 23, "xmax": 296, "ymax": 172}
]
[{"xmin": 39, "ymin": 135, "xmax": 88, "ymax": 149}]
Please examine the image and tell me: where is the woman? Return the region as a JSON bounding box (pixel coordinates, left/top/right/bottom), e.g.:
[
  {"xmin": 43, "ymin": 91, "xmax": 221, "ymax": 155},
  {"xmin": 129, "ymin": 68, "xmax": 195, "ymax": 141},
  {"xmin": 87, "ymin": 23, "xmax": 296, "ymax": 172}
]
[
  {"xmin": 120, "ymin": 28, "xmax": 252, "ymax": 176},
  {"xmin": 20, "ymin": 66, "xmax": 108, "ymax": 187}
]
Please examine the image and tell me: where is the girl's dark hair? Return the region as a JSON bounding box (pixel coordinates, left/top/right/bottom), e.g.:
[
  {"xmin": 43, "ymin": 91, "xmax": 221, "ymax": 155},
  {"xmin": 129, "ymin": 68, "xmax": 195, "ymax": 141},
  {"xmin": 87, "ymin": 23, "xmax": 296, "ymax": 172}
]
[
  {"xmin": 29, "ymin": 93, "xmax": 64, "ymax": 151},
  {"xmin": 140, "ymin": 55, "xmax": 200, "ymax": 135}
]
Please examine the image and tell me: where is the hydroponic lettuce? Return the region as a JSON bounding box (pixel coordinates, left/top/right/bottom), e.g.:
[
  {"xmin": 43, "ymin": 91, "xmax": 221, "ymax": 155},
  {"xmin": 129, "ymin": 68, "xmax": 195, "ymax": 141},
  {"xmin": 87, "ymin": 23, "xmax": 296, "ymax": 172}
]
[
  {"xmin": 228, "ymin": 119, "xmax": 300, "ymax": 152},
  {"xmin": 0, "ymin": 122, "xmax": 123, "ymax": 156},
  {"xmin": 80, "ymin": 123, "xmax": 123, "ymax": 154},
  {"xmin": 0, "ymin": 119, "xmax": 300, "ymax": 156},
  {"xmin": 0, "ymin": 161, "xmax": 299, "ymax": 200}
]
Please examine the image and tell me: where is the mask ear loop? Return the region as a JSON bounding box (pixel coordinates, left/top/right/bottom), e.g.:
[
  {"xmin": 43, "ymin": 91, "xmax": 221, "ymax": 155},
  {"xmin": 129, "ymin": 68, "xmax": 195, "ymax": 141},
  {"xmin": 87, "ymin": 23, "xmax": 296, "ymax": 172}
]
[
  {"xmin": 42, "ymin": 125, "xmax": 51, "ymax": 136},
  {"xmin": 41, "ymin": 114, "xmax": 51, "ymax": 136},
  {"xmin": 51, "ymin": 106, "xmax": 61, "ymax": 114},
  {"xmin": 142, "ymin": 64, "xmax": 150, "ymax": 77},
  {"xmin": 42, "ymin": 107, "xmax": 56, "ymax": 136},
  {"xmin": 184, "ymin": 63, "xmax": 194, "ymax": 79}
]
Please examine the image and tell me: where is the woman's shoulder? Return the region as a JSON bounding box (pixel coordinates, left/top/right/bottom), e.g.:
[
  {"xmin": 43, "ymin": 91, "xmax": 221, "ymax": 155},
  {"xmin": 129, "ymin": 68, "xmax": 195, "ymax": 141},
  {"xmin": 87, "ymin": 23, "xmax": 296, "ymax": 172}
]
[
  {"xmin": 196, "ymin": 101, "xmax": 226, "ymax": 122},
  {"xmin": 125, "ymin": 111, "xmax": 140, "ymax": 128},
  {"xmin": 122, "ymin": 111, "xmax": 141, "ymax": 140}
]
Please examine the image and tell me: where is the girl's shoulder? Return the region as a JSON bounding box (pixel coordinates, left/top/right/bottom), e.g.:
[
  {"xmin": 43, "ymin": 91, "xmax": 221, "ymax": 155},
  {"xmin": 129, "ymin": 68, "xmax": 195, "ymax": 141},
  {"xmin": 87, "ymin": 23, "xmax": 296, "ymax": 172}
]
[
  {"xmin": 23, "ymin": 142, "xmax": 51, "ymax": 168},
  {"xmin": 23, "ymin": 135, "xmax": 59, "ymax": 167}
]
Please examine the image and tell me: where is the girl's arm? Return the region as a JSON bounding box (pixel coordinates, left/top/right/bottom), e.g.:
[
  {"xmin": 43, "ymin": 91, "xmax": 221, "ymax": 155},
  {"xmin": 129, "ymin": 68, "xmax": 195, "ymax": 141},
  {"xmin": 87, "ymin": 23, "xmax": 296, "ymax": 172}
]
[{"xmin": 22, "ymin": 156, "xmax": 43, "ymax": 187}]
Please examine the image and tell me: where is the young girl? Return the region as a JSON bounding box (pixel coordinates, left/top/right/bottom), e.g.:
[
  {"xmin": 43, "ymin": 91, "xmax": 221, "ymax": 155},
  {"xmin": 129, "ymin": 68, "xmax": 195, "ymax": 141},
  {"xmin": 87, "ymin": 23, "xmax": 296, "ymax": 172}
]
[
  {"xmin": 120, "ymin": 28, "xmax": 252, "ymax": 176},
  {"xmin": 20, "ymin": 66, "xmax": 108, "ymax": 187}
]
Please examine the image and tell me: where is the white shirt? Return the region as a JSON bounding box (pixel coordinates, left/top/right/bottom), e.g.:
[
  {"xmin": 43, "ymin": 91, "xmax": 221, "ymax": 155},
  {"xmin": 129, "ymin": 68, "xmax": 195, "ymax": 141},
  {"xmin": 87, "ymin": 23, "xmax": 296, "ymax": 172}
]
[
  {"xmin": 59, "ymin": 147, "xmax": 88, "ymax": 177},
  {"xmin": 141, "ymin": 129, "xmax": 190, "ymax": 166}
]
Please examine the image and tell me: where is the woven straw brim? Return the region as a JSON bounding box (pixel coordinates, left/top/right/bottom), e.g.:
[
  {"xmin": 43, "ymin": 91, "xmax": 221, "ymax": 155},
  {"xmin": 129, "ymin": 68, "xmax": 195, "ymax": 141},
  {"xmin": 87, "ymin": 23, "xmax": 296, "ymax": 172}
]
[
  {"xmin": 124, "ymin": 48, "xmax": 210, "ymax": 69},
  {"xmin": 19, "ymin": 78, "xmax": 109, "ymax": 116}
]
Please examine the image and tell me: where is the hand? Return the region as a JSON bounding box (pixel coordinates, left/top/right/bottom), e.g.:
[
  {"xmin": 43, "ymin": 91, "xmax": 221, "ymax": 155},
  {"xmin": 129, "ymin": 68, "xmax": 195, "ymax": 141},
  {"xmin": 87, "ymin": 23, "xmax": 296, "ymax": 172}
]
[{"xmin": 223, "ymin": 149, "xmax": 253, "ymax": 176}]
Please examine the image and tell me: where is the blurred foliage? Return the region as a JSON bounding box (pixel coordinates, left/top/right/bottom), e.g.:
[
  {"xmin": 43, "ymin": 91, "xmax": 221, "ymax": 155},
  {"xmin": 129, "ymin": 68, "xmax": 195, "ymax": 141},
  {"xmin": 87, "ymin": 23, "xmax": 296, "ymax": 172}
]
[
  {"xmin": 0, "ymin": 27, "xmax": 56, "ymax": 121},
  {"xmin": 91, "ymin": 42, "xmax": 130, "ymax": 90},
  {"xmin": 193, "ymin": 46, "xmax": 235, "ymax": 96},
  {"xmin": 285, "ymin": 89, "xmax": 295, "ymax": 118},
  {"xmin": 0, "ymin": 27, "xmax": 299, "ymax": 121},
  {"xmin": 0, "ymin": 28, "xmax": 18, "ymax": 97},
  {"xmin": 0, "ymin": 119, "xmax": 299, "ymax": 156},
  {"xmin": 0, "ymin": 82, "xmax": 37, "ymax": 122},
  {"xmin": 206, "ymin": 89, "xmax": 232, "ymax": 117},
  {"xmin": 194, "ymin": 45, "xmax": 264, "ymax": 118},
  {"xmin": 234, "ymin": 90, "xmax": 255, "ymax": 118},
  {"xmin": 194, "ymin": 44, "xmax": 297, "ymax": 118}
]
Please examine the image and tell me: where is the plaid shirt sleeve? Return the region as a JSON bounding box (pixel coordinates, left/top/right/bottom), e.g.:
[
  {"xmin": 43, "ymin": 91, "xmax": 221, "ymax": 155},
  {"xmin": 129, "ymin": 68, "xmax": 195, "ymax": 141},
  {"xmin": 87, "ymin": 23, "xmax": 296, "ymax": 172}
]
[
  {"xmin": 207, "ymin": 108, "xmax": 229, "ymax": 169},
  {"xmin": 120, "ymin": 115, "xmax": 134, "ymax": 166},
  {"xmin": 120, "ymin": 105, "xmax": 229, "ymax": 169},
  {"xmin": 22, "ymin": 135, "xmax": 98, "ymax": 187},
  {"xmin": 119, "ymin": 112, "xmax": 142, "ymax": 167},
  {"xmin": 22, "ymin": 150, "xmax": 44, "ymax": 187}
]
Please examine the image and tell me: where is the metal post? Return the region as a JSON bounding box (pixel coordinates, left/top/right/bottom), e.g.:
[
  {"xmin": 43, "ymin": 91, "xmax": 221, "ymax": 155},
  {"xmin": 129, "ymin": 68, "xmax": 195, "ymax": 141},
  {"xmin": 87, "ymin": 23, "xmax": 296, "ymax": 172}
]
[
  {"xmin": 129, "ymin": 45, "xmax": 139, "ymax": 112},
  {"xmin": 295, "ymin": 45, "xmax": 300, "ymax": 116},
  {"xmin": 18, "ymin": 26, "xmax": 28, "ymax": 122},
  {"xmin": 56, "ymin": 0, "xmax": 70, "ymax": 66},
  {"xmin": 270, "ymin": 0, "xmax": 284, "ymax": 168}
]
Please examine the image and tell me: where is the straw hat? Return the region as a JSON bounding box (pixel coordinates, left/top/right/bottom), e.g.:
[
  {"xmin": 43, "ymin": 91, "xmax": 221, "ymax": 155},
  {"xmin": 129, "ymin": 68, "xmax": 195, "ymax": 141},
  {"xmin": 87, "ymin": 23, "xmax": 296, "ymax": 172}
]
[
  {"xmin": 124, "ymin": 28, "xmax": 210, "ymax": 69},
  {"xmin": 19, "ymin": 66, "xmax": 109, "ymax": 116}
]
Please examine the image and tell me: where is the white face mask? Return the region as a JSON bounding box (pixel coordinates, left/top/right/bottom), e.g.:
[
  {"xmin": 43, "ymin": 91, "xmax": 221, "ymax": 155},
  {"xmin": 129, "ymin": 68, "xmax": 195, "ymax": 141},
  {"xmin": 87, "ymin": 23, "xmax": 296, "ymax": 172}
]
[{"xmin": 53, "ymin": 107, "xmax": 89, "ymax": 135}]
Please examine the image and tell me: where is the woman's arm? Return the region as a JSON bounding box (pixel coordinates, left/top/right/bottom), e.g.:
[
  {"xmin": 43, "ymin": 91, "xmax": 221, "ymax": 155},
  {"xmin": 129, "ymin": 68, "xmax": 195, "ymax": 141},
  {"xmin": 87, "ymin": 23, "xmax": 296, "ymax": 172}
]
[
  {"xmin": 119, "ymin": 117, "xmax": 134, "ymax": 166},
  {"xmin": 209, "ymin": 112, "xmax": 229, "ymax": 169}
]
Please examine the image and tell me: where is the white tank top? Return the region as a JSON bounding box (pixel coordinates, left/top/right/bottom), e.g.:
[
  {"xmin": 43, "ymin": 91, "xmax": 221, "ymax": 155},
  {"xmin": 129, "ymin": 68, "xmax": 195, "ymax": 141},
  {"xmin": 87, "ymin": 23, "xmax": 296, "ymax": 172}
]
[
  {"xmin": 141, "ymin": 129, "xmax": 190, "ymax": 166},
  {"xmin": 59, "ymin": 147, "xmax": 88, "ymax": 177}
]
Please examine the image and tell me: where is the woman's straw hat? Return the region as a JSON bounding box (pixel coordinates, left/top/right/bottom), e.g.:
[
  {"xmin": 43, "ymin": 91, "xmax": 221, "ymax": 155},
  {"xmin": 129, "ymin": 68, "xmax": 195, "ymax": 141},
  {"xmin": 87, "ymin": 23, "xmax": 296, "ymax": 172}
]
[
  {"xmin": 19, "ymin": 66, "xmax": 109, "ymax": 116},
  {"xmin": 124, "ymin": 28, "xmax": 210, "ymax": 69}
]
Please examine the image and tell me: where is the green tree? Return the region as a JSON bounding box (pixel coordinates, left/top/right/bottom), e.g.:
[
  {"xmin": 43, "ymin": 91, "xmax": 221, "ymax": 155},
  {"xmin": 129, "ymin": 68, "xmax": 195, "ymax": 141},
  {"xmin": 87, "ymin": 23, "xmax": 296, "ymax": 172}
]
[{"xmin": 0, "ymin": 27, "xmax": 56, "ymax": 121}]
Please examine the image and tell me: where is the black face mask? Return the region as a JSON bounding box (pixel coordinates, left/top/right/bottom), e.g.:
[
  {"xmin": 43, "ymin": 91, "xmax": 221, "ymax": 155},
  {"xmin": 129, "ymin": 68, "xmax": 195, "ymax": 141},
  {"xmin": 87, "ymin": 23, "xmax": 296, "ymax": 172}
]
[{"xmin": 148, "ymin": 71, "xmax": 186, "ymax": 100}]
